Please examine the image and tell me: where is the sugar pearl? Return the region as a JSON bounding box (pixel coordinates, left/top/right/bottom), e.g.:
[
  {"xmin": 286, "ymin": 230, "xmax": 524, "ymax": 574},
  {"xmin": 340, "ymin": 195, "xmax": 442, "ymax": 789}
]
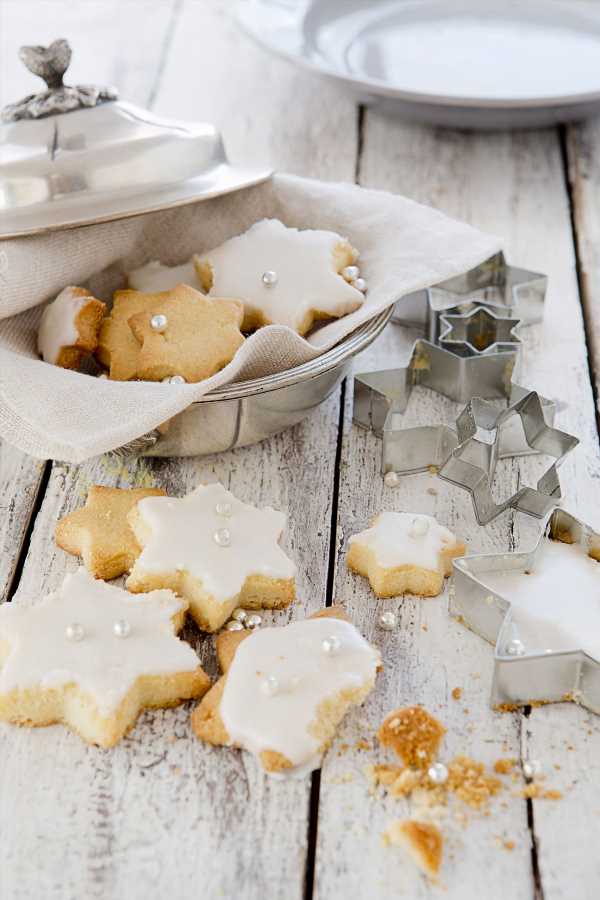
[
  {"xmin": 341, "ymin": 265, "xmax": 360, "ymax": 282},
  {"xmin": 379, "ymin": 611, "xmax": 397, "ymax": 631},
  {"xmin": 523, "ymin": 759, "xmax": 542, "ymax": 779},
  {"xmin": 232, "ymin": 608, "xmax": 247, "ymax": 623},
  {"xmin": 409, "ymin": 517, "xmax": 430, "ymax": 538},
  {"xmin": 215, "ymin": 501, "xmax": 233, "ymax": 518},
  {"xmin": 322, "ymin": 635, "xmax": 341, "ymax": 655},
  {"xmin": 213, "ymin": 527, "xmax": 231, "ymax": 547},
  {"xmin": 150, "ymin": 313, "xmax": 168, "ymax": 333},
  {"xmin": 246, "ymin": 614, "xmax": 262, "ymax": 629},
  {"xmin": 225, "ymin": 620, "xmax": 244, "ymax": 632},
  {"xmin": 428, "ymin": 762, "xmax": 448, "ymax": 785},
  {"xmin": 65, "ymin": 622, "xmax": 85, "ymax": 642},
  {"xmin": 262, "ymin": 270, "xmax": 278, "ymax": 287},
  {"xmin": 506, "ymin": 638, "xmax": 526, "ymax": 657},
  {"xmin": 384, "ymin": 471, "xmax": 400, "ymax": 488},
  {"xmin": 113, "ymin": 618, "xmax": 131, "ymax": 639},
  {"xmin": 168, "ymin": 375, "xmax": 186, "ymax": 385},
  {"xmin": 353, "ymin": 277, "xmax": 367, "ymax": 293},
  {"xmin": 261, "ymin": 674, "xmax": 279, "ymax": 696}
]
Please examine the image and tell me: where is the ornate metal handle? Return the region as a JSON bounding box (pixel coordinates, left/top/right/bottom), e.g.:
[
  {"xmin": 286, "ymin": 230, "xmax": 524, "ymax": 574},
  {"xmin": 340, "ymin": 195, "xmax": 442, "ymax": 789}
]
[{"xmin": 1, "ymin": 38, "xmax": 117, "ymax": 123}]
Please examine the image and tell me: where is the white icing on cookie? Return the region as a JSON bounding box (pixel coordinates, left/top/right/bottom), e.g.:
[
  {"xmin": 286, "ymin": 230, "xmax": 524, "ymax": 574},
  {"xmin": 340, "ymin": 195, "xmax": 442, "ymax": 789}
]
[
  {"xmin": 196, "ymin": 218, "xmax": 364, "ymax": 332},
  {"xmin": 348, "ymin": 512, "xmax": 458, "ymax": 572},
  {"xmin": 476, "ymin": 538, "xmax": 600, "ymax": 661},
  {"xmin": 0, "ymin": 568, "xmax": 198, "ymax": 715},
  {"xmin": 127, "ymin": 259, "xmax": 200, "ymax": 293},
  {"xmin": 37, "ymin": 286, "xmax": 88, "ymax": 364},
  {"xmin": 221, "ymin": 617, "xmax": 379, "ymax": 775},
  {"xmin": 129, "ymin": 483, "xmax": 296, "ymax": 604}
]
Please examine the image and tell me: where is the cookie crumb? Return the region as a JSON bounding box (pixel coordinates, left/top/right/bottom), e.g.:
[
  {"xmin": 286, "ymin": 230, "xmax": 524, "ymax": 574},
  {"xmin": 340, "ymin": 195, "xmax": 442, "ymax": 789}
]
[
  {"xmin": 503, "ymin": 840, "xmax": 515, "ymax": 851},
  {"xmin": 378, "ymin": 706, "xmax": 446, "ymax": 769},
  {"xmin": 451, "ymin": 687, "xmax": 462, "ymax": 701},
  {"xmin": 365, "ymin": 763, "xmax": 404, "ymax": 788},
  {"xmin": 494, "ymin": 758, "xmax": 516, "ymax": 775},
  {"xmin": 384, "ymin": 819, "xmax": 443, "ymax": 878},
  {"xmin": 447, "ymin": 756, "xmax": 502, "ymax": 809}
]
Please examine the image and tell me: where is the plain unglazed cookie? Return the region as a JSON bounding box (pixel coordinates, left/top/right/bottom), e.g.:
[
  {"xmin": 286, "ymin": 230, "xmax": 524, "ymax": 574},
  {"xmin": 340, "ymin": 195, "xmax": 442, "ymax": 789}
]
[
  {"xmin": 194, "ymin": 218, "xmax": 366, "ymax": 335},
  {"xmin": 347, "ymin": 512, "xmax": 466, "ymax": 598},
  {"xmin": 127, "ymin": 284, "xmax": 244, "ymax": 382},
  {"xmin": 126, "ymin": 482, "xmax": 296, "ymax": 632},
  {"xmin": 97, "ymin": 289, "xmax": 161, "ymax": 380},
  {"xmin": 191, "ymin": 606, "xmax": 381, "ymax": 776},
  {"xmin": 38, "ymin": 286, "xmax": 106, "ymax": 369},
  {"xmin": 55, "ymin": 485, "xmax": 167, "ymax": 580},
  {"xmin": 0, "ymin": 568, "xmax": 210, "ymax": 748},
  {"xmin": 127, "ymin": 259, "xmax": 201, "ymax": 293},
  {"xmin": 384, "ymin": 819, "xmax": 443, "ymax": 879}
]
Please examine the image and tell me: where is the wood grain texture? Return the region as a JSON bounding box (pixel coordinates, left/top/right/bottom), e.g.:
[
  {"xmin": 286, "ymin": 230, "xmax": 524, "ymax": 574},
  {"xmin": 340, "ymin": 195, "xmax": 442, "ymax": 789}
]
[{"xmin": 315, "ymin": 116, "xmax": 600, "ymax": 899}]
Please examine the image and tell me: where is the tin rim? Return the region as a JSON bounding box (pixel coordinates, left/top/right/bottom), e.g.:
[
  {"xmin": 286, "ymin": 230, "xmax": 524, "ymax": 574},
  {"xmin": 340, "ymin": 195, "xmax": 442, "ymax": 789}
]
[{"xmin": 196, "ymin": 306, "xmax": 394, "ymax": 403}]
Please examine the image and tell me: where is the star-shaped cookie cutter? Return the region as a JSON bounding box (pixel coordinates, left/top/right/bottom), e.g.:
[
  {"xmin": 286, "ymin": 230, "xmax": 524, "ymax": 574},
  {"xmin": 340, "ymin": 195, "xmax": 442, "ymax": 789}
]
[
  {"xmin": 450, "ymin": 509, "xmax": 600, "ymax": 714},
  {"xmin": 438, "ymin": 306, "xmax": 521, "ymax": 356},
  {"xmin": 438, "ymin": 391, "xmax": 579, "ymax": 524},
  {"xmin": 393, "ymin": 251, "xmax": 546, "ymax": 337}
]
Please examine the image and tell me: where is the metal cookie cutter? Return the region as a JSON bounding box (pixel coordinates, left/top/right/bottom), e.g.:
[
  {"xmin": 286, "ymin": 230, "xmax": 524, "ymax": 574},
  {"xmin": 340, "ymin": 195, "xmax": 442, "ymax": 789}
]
[
  {"xmin": 393, "ymin": 251, "xmax": 547, "ymax": 337},
  {"xmin": 438, "ymin": 306, "xmax": 520, "ymax": 356},
  {"xmin": 450, "ymin": 509, "xmax": 600, "ymax": 715},
  {"xmin": 438, "ymin": 391, "xmax": 579, "ymax": 524}
]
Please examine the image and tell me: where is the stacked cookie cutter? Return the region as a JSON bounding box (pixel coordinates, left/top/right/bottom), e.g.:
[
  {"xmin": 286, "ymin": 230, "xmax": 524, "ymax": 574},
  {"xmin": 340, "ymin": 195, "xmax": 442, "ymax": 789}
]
[{"xmin": 353, "ymin": 253, "xmax": 580, "ymax": 525}]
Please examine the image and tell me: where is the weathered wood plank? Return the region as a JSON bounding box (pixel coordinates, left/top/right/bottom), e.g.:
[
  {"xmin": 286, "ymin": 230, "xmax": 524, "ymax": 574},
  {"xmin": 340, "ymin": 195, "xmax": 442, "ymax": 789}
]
[{"xmin": 315, "ymin": 117, "xmax": 600, "ymax": 898}]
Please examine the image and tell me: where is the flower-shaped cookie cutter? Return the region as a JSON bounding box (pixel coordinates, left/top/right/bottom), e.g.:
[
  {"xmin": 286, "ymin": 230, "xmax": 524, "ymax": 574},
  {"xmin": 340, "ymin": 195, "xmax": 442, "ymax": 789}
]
[
  {"xmin": 393, "ymin": 251, "xmax": 546, "ymax": 337},
  {"xmin": 450, "ymin": 508, "xmax": 600, "ymax": 714},
  {"xmin": 438, "ymin": 391, "xmax": 579, "ymax": 524}
]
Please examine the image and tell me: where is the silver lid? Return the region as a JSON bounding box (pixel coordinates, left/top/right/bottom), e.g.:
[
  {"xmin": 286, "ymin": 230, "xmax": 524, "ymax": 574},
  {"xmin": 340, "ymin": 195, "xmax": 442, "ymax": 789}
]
[{"xmin": 0, "ymin": 39, "xmax": 271, "ymax": 239}]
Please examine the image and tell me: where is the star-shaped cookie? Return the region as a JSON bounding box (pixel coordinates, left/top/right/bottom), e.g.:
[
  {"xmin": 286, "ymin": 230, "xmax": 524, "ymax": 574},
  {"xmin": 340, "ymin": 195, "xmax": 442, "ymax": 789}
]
[
  {"xmin": 97, "ymin": 289, "xmax": 160, "ymax": 380},
  {"xmin": 126, "ymin": 482, "xmax": 296, "ymax": 632},
  {"xmin": 194, "ymin": 218, "xmax": 365, "ymax": 335},
  {"xmin": 0, "ymin": 569, "xmax": 210, "ymax": 747},
  {"xmin": 127, "ymin": 284, "xmax": 245, "ymax": 382},
  {"xmin": 347, "ymin": 512, "xmax": 466, "ymax": 598},
  {"xmin": 191, "ymin": 606, "xmax": 381, "ymax": 775},
  {"xmin": 55, "ymin": 485, "xmax": 167, "ymax": 580}
]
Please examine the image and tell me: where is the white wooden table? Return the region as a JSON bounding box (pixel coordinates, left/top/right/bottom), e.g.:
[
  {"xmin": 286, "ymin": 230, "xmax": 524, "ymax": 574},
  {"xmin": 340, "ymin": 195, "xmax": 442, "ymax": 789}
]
[{"xmin": 2, "ymin": 3, "xmax": 600, "ymax": 898}]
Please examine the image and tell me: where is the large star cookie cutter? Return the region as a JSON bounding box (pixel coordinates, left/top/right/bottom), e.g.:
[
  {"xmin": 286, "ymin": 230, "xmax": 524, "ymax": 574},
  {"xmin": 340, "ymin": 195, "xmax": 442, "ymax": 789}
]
[
  {"xmin": 393, "ymin": 251, "xmax": 547, "ymax": 336},
  {"xmin": 438, "ymin": 391, "xmax": 579, "ymax": 524},
  {"xmin": 450, "ymin": 509, "xmax": 600, "ymax": 715}
]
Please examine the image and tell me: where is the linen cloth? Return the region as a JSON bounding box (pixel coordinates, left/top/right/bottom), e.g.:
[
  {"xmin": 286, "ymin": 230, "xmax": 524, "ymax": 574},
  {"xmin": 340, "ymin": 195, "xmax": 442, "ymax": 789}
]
[{"xmin": 0, "ymin": 173, "xmax": 500, "ymax": 461}]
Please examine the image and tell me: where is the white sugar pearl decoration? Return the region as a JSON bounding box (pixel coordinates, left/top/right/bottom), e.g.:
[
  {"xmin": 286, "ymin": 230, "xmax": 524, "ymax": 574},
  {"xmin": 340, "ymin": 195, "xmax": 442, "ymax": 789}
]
[
  {"xmin": 65, "ymin": 622, "xmax": 85, "ymax": 642},
  {"xmin": 384, "ymin": 471, "xmax": 400, "ymax": 488},
  {"xmin": 113, "ymin": 619, "xmax": 131, "ymax": 639},
  {"xmin": 232, "ymin": 608, "xmax": 247, "ymax": 623},
  {"xmin": 342, "ymin": 265, "xmax": 360, "ymax": 282},
  {"xmin": 169, "ymin": 374, "xmax": 186, "ymax": 384},
  {"xmin": 213, "ymin": 527, "xmax": 231, "ymax": 547},
  {"xmin": 262, "ymin": 270, "xmax": 278, "ymax": 287},
  {"xmin": 246, "ymin": 614, "xmax": 262, "ymax": 629},
  {"xmin": 215, "ymin": 501, "xmax": 233, "ymax": 518},
  {"xmin": 225, "ymin": 620, "xmax": 244, "ymax": 632},
  {"xmin": 261, "ymin": 674, "xmax": 279, "ymax": 697},
  {"xmin": 150, "ymin": 313, "xmax": 168, "ymax": 333},
  {"xmin": 322, "ymin": 635, "xmax": 342, "ymax": 655},
  {"xmin": 379, "ymin": 611, "xmax": 397, "ymax": 631},
  {"xmin": 523, "ymin": 759, "xmax": 542, "ymax": 779},
  {"xmin": 353, "ymin": 277, "xmax": 367, "ymax": 293},
  {"xmin": 506, "ymin": 638, "xmax": 526, "ymax": 657},
  {"xmin": 428, "ymin": 762, "xmax": 449, "ymax": 785},
  {"xmin": 409, "ymin": 517, "xmax": 430, "ymax": 538}
]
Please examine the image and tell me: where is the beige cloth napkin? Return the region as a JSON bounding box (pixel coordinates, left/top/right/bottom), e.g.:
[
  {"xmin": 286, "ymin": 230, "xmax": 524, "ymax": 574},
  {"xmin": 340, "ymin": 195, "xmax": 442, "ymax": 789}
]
[{"xmin": 0, "ymin": 173, "xmax": 500, "ymax": 462}]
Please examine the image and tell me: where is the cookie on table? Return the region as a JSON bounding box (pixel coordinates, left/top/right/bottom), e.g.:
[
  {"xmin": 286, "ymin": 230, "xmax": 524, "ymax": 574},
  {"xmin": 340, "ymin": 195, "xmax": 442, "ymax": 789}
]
[
  {"xmin": 55, "ymin": 485, "xmax": 166, "ymax": 580},
  {"xmin": 384, "ymin": 820, "xmax": 443, "ymax": 879},
  {"xmin": 38, "ymin": 285, "xmax": 106, "ymax": 369},
  {"xmin": 127, "ymin": 284, "xmax": 244, "ymax": 383},
  {"xmin": 191, "ymin": 606, "xmax": 381, "ymax": 775},
  {"xmin": 0, "ymin": 568, "xmax": 210, "ymax": 748},
  {"xmin": 347, "ymin": 512, "xmax": 466, "ymax": 598},
  {"xmin": 194, "ymin": 218, "xmax": 366, "ymax": 335},
  {"xmin": 126, "ymin": 482, "xmax": 296, "ymax": 632},
  {"xmin": 127, "ymin": 259, "xmax": 202, "ymax": 293}
]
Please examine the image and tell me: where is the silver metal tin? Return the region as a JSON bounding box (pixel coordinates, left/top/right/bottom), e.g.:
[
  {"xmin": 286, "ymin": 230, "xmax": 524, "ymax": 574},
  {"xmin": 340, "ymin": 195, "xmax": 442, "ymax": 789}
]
[
  {"xmin": 136, "ymin": 307, "xmax": 393, "ymax": 457},
  {"xmin": 451, "ymin": 509, "xmax": 600, "ymax": 714},
  {"xmin": 0, "ymin": 40, "xmax": 271, "ymax": 238}
]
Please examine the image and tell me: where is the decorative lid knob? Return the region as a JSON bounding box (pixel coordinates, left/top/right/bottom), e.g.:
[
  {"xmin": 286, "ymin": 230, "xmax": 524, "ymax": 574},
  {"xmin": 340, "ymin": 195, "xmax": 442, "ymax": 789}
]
[{"xmin": 1, "ymin": 38, "xmax": 117, "ymax": 123}]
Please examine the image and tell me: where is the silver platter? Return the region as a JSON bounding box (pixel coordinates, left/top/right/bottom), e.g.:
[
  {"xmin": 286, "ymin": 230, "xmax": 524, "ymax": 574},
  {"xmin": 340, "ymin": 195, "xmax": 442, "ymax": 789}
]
[
  {"xmin": 237, "ymin": 0, "xmax": 600, "ymax": 129},
  {"xmin": 138, "ymin": 307, "xmax": 393, "ymax": 457}
]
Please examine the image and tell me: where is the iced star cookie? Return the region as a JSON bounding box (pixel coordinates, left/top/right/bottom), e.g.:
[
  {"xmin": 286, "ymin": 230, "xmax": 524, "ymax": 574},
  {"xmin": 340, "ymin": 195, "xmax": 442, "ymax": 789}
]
[
  {"xmin": 384, "ymin": 820, "xmax": 443, "ymax": 879},
  {"xmin": 55, "ymin": 485, "xmax": 167, "ymax": 580},
  {"xmin": 191, "ymin": 607, "xmax": 381, "ymax": 776},
  {"xmin": 0, "ymin": 569, "xmax": 210, "ymax": 747},
  {"xmin": 127, "ymin": 285, "xmax": 244, "ymax": 383},
  {"xmin": 38, "ymin": 286, "xmax": 106, "ymax": 369},
  {"xmin": 127, "ymin": 259, "xmax": 201, "ymax": 293},
  {"xmin": 126, "ymin": 483, "xmax": 296, "ymax": 632},
  {"xmin": 194, "ymin": 218, "xmax": 366, "ymax": 335},
  {"xmin": 347, "ymin": 512, "xmax": 466, "ymax": 598}
]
